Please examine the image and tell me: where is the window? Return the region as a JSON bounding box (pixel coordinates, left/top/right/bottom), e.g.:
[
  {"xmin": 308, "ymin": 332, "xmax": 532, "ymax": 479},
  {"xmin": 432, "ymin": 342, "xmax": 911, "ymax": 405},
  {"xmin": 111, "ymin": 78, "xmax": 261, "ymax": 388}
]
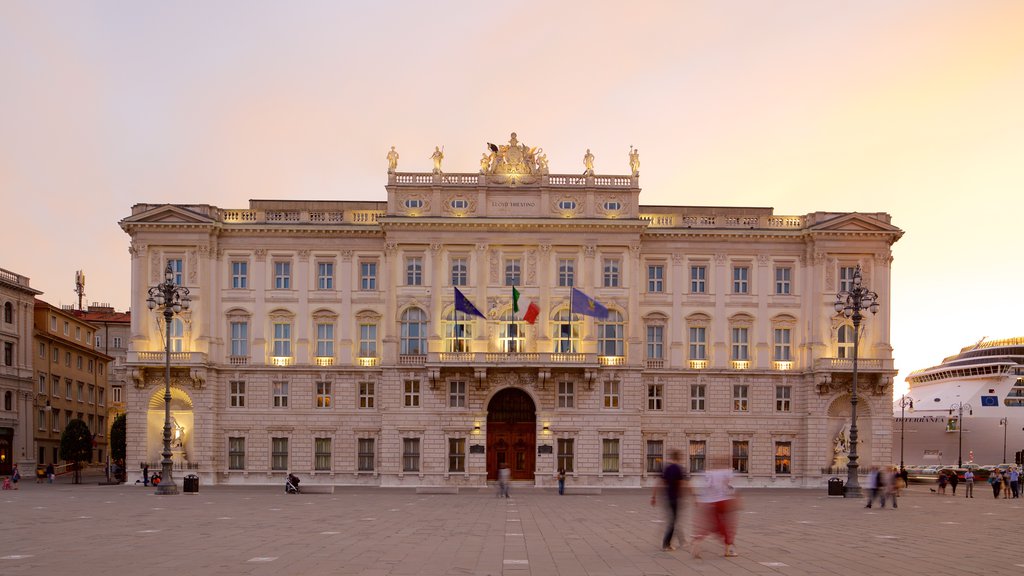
[
  {"xmin": 38, "ymin": 409, "xmax": 45, "ymax": 430},
  {"xmin": 604, "ymin": 200, "xmax": 621, "ymax": 211},
  {"xmin": 2, "ymin": 302, "xmax": 11, "ymax": 323},
  {"xmin": 448, "ymin": 438, "xmax": 465, "ymax": 473},
  {"xmin": 449, "ymin": 381, "xmax": 466, "ymax": 408},
  {"xmin": 688, "ymin": 326, "xmax": 707, "ymax": 361},
  {"xmin": 77, "ymin": 383, "xmax": 83, "ymax": 402},
  {"xmin": 316, "ymin": 323, "xmax": 335, "ymax": 358},
  {"xmin": 406, "ymin": 256, "xmax": 423, "ymax": 286},
  {"xmin": 450, "ymin": 198, "xmax": 468, "ymax": 209},
  {"xmin": 647, "ymin": 264, "xmax": 664, "ymax": 292},
  {"xmin": 3, "ymin": 391, "xmax": 10, "ymax": 411},
  {"xmin": 603, "ymin": 380, "xmax": 620, "ymax": 409},
  {"xmin": 358, "ymin": 324, "xmax": 377, "ymax": 358},
  {"xmin": 112, "ymin": 336, "xmax": 122, "ymax": 348},
  {"xmin": 168, "ymin": 258, "xmax": 183, "ymax": 285},
  {"xmin": 50, "ymin": 315, "xmax": 57, "ymax": 331},
  {"xmin": 403, "ymin": 438, "xmax": 420, "ymax": 472},
  {"xmin": 169, "ymin": 318, "xmax": 184, "ymax": 353},
  {"xmin": 775, "ymin": 266, "xmax": 791, "ymax": 295},
  {"xmin": 52, "ymin": 347, "xmax": 58, "ymax": 362},
  {"xmin": 689, "ymin": 440, "xmax": 707, "ymax": 473},
  {"xmin": 732, "ymin": 441, "xmax": 749, "ymax": 473},
  {"xmin": 557, "ymin": 438, "xmax": 574, "ymax": 473},
  {"xmin": 504, "ymin": 258, "xmax": 521, "ymax": 286},
  {"xmin": 76, "ymin": 355, "xmax": 83, "ymax": 369},
  {"xmin": 776, "ymin": 385, "xmax": 792, "ymax": 412},
  {"xmin": 499, "ymin": 314, "xmax": 524, "ymax": 353},
  {"xmin": 558, "ymin": 199, "xmax": 577, "ymax": 210},
  {"xmin": 271, "ymin": 437, "xmax": 289, "ymax": 470},
  {"xmin": 558, "ymin": 258, "xmax": 575, "ymax": 287},
  {"xmin": 273, "ymin": 381, "xmax": 289, "ymax": 408},
  {"xmin": 404, "ymin": 198, "xmax": 423, "ymax": 209},
  {"xmin": 274, "ymin": 261, "xmax": 291, "ymax": 289},
  {"xmin": 837, "ymin": 325, "xmax": 854, "ymax": 359},
  {"xmin": 774, "ymin": 328, "xmax": 791, "ymax": 361},
  {"xmin": 230, "ymin": 321, "xmax": 249, "ymax": 357},
  {"xmin": 64, "ymin": 378, "xmax": 71, "ymax": 399},
  {"xmin": 775, "ymin": 442, "xmax": 792, "ymax": 474},
  {"xmin": 557, "ymin": 381, "xmax": 574, "ymax": 408},
  {"xmin": 65, "ymin": 351, "xmax": 71, "ymax": 366},
  {"xmin": 51, "ymin": 375, "xmax": 59, "ymax": 396},
  {"xmin": 3, "ymin": 342, "xmax": 11, "ymax": 366},
  {"xmin": 690, "ymin": 265, "xmax": 706, "ymax": 293},
  {"xmin": 314, "ymin": 438, "xmax": 332, "ymax": 471},
  {"xmin": 552, "ymin": 309, "xmax": 580, "ymax": 354},
  {"xmin": 97, "ymin": 416, "xmax": 104, "ymax": 435},
  {"xmin": 228, "ymin": 437, "xmax": 245, "ymax": 470},
  {"xmin": 231, "ymin": 260, "xmax": 248, "ymax": 289},
  {"xmin": 646, "ymin": 440, "xmax": 664, "ymax": 473},
  {"xmin": 446, "ymin": 310, "xmax": 472, "ymax": 353},
  {"xmin": 450, "ymin": 258, "xmax": 468, "ymax": 286},
  {"xmin": 646, "ymin": 325, "xmax": 663, "ymax": 360},
  {"xmin": 400, "ymin": 308, "xmax": 427, "ymax": 355},
  {"xmin": 98, "ymin": 363, "xmax": 104, "ymax": 375},
  {"xmin": 75, "ymin": 326, "xmax": 81, "ymax": 340},
  {"xmin": 602, "ymin": 258, "xmax": 620, "ymax": 287},
  {"xmin": 87, "ymin": 359, "xmax": 93, "ymax": 373},
  {"xmin": 647, "ymin": 383, "xmax": 663, "ymax": 410},
  {"xmin": 839, "ymin": 266, "xmax": 857, "ymax": 292},
  {"xmin": 87, "ymin": 385, "xmax": 94, "ymax": 403},
  {"xmin": 359, "ymin": 382, "xmax": 375, "ymax": 409},
  {"xmin": 404, "ymin": 380, "xmax": 420, "ymax": 407},
  {"xmin": 690, "ymin": 384, "xmax": 706, "ymax": 411},
  {"xmin": 272, "ymin": 322, "xmax": 291, "ymax": 357},
  {"xmin": 733, "ymin": 384, "xmax": 749, "ymax": 412},
  {"xmin": 731, "ymin": 327, "xmax": 749, "ymax": 361},
  {"xmin": 316, "ymin": 262, "xmax": 334, "ymax": 290},
  {"xmin": 360, "ymin": 261, "xmax": 377, "ymax": 290},
  {"xmin": 602, "ymin": 439, "xmax": 620, "ymax": 473},
  {"xmin": 315, "ymin": 382, "xmax": 332, "ymax": 408},
  {"xmin": 597, "ymin": 310, "xmax": 625, "ymax": 357},
  {"xmin": 732, "ymin": 266, "xmax": 749, "ymax": 294},
  {"xmin": 229, "ymin": 381, "xmax": 246, "ymax": 407},
  {"xmin": 357, "ymin": 438, "xmax": 375, "ymax": 471},
  {"xmin": 95, "ymin": 335, "xmax": 101, "ymax": 347},
  {"xmin": 38, "ymin": 374, "xmax": 46, "ymax": 394},
  {"xmin": 64, "ymin": 321, "xmax": 69, "ymax": 336},
  {"xmin": 112, "ymin": 386, "xmax": 121, "ymax": 403}
]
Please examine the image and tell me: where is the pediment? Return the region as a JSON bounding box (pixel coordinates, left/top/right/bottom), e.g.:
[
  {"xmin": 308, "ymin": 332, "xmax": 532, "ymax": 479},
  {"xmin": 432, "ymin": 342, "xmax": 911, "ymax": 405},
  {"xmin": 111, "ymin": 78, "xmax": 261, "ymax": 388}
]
[
  {"xmin": 808, "ymin": 213, "xmax": 901, "ymax": 234},
  {"xmin": 121, "ymin": 204, "xmax": 218, "ymax": 226}
]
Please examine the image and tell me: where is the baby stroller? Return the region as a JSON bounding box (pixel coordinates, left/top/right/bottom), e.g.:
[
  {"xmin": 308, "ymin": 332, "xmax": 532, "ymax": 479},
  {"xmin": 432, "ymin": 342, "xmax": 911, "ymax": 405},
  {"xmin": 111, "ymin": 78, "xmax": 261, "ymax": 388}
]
[{"xmin": 285, "ymin": 473, "xmax": 300, "ymax": 494}]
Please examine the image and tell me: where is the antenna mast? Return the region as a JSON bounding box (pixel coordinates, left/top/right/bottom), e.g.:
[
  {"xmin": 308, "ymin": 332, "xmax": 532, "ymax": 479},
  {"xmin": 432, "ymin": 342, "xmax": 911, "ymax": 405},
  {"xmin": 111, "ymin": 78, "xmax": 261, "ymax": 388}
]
[{"xmin": 75, "ymin": 270, "xmax": 86, "ymax": 311}]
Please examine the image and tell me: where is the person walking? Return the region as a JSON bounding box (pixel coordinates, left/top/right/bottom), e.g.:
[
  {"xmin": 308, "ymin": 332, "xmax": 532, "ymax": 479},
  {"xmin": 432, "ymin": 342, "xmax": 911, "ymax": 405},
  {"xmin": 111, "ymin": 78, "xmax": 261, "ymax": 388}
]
[
  {"xmin": 10, "ymin": 464, "xmax": 19, "ymax": 489},
  {"xmin": 989, "ymin": 470, "xmax": 1002, "ymax": 498},
  {"xmin": 937, "ymin": 471, "xmax": 947, "ymax": 495},
  {"xmin": 690, "ymin": 460, "xmax": 738, "ymax": 558},
  {"xmin": 1009, "ymin": 466, "xmax": 1020, "ymax": 499},
  {"xmin": 1002, "ymin": 469, "xmax": 1011, "ymax": 499},
  {"xmin": 650, "ymin": 449, "xmax": 689, "ymax": 551},
  {"xmin": 143, "ymin": 463, "xmax": 150, "ymax": 487},
  {"xmin": 865, "ymin": 467, "xmax": 881, "ymax": 508},
  {"xmin": 45, "ymin": 463, "xmax": 55, "ymax": 484},
  {"xmin": 498, "ymin": 464, "xmax": 510, "ymax": 498},
  {"xmin": 948, "ymin": 471, "xmax": 959, "ymax": 495},
  {"xmin": 556, "ymin": 468, "xmax": 566, "ymax": 496},
  {"xmin": 963, "ymin": 469, "xmax": 974, "ymax": 498},
  {"xmin": 879, "ymin": 467, "xmax": 898, "ymax": 509}
]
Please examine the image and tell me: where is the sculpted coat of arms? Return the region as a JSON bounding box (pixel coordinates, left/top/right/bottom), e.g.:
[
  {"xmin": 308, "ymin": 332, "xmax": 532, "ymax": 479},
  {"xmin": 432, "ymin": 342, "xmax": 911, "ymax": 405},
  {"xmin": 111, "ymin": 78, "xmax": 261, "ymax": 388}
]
[{"xmin": 481, "ymin": 132, "xmax": 548, "ymax": 185}]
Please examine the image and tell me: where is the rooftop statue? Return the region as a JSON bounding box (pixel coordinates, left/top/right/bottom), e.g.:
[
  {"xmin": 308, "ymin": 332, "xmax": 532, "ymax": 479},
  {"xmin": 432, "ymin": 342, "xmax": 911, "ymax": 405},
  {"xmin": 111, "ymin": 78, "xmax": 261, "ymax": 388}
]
[
  {"xmin": 583, "ymin": 148, "xmax": 595, "ymax": 176},
  {"xmin": 483, "ymin": 132, "xmax": 545, "ymax": 185},
  {"xmin": 386, "ymin": 146, "xmax": 399, "ymax": 174},
  {"xmin": 628, "ymin": 146, "xmax": 640, "ymax": 177},
  {"xmin": 430, "ymin": 146, "xmax": 444, "ymax": 174}
]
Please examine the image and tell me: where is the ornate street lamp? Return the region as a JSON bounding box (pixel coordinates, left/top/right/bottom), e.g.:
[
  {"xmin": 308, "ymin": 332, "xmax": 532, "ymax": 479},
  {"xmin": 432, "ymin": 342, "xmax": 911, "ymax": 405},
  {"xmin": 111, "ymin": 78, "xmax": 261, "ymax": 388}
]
[
  {"xmin": 834, "ymin": 264, "xmax": 880, "ymax": 498},
  {"xmin": 898, "ymin": 394, "xmax": 914, "ymax": 470},
  {"xmin": 949, "ymin": 401, "xmax": 973, "ymax": 468},
  {"xmin": 146, "ymin": 263, "xmax": 190, "ymax": 495}
]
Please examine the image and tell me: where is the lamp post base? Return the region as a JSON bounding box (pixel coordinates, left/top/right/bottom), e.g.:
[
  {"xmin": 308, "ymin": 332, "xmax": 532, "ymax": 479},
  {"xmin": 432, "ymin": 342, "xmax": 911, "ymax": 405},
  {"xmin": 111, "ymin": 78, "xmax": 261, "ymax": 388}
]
[
  {"xmin": 155, "ymin": 481, "xmax": 178, "ymax": 495},
  {"xmin": 843, "ymin": 485, "xmax": 862, "ymax": 498}
]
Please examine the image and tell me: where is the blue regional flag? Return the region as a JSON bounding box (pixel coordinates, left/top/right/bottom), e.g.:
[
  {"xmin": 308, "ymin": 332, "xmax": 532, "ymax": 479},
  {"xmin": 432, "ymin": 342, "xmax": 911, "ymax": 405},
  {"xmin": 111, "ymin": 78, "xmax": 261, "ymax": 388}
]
[
  {"xmin": 570, "ymin": 287, "xmax": 609, "ymax": 319},
  {"xmin": 454, "ymin": 287, "xmax": 486, "ymax": 318}
]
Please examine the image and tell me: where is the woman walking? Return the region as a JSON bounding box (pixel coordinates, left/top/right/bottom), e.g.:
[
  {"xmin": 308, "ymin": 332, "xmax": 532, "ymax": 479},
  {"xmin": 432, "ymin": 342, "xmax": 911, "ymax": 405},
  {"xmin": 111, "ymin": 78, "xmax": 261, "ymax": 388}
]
[{"xmin": 690, "ymin": 460, "xmax": 738, "ymax": 558}]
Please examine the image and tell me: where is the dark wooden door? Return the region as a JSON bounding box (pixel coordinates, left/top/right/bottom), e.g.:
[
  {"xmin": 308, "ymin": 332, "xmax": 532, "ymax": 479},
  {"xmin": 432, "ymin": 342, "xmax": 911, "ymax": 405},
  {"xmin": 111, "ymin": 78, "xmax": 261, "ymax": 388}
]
[{"xmin": 487, "ymin": 388, "xmax": 536, "ymax": 481}]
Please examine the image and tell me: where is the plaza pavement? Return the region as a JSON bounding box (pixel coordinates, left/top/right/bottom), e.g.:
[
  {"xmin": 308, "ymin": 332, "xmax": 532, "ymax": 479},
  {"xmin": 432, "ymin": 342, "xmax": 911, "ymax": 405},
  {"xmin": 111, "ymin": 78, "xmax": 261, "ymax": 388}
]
[{"xmin": 2, "ymin": 473, "xmax": 1023, "ymax": 576}]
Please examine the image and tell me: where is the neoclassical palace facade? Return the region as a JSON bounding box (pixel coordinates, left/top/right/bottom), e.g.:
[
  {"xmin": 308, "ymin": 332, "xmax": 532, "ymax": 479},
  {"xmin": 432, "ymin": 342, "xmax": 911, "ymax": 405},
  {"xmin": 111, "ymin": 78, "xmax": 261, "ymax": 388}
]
[{"xmin": 120, "ymin": 135, "xmax": 902, "ymax": 488}]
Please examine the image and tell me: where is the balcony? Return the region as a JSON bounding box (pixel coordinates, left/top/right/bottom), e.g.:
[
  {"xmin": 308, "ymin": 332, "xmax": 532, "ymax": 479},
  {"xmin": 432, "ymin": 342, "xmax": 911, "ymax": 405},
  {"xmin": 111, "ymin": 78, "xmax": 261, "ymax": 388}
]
[
  {"xmin": 730, "ymin": 360, "xmax": 751, "ymax": 370},
  {"xmin": 645, "ymin": 359, "xmax": 665, "ymax": 370},
  {"xmin": 814, "ymin": 358, "xmax": 893, "ymax": 372},
  {"xmin": 432, "ymin": 352, "xmax": 597, "ymax": 367},
  {"xmin": 128, "ymin": 351, "xmax": 207, "ymax": 365},
  {"xmin": 772, "ymin": 361, "xmax": 794, "ymax": 371},
  {"xmin": 315, "ymin": 357, "xmax": 335, "ymax": 367},
  {"xmin": 270, "ymin": 357, "xmax": 294, "ymax": 367},
  {"xmin": 228, "ymin": 356, "xmax": 249, "ymax": 366},
  {"xmin": 357, "ymin": 357, "xmax": 379, "ymax": 367},
  {"xmin": 398, "ymin": 354, "xmax": 427, "ymax": 366},
  {"xmin": 688, "ymin": 360, "xmax": 708, "ymax": 370},
  {"xmin": 598, "ymin": 356, "xmax": 625, "ymax": 367}
]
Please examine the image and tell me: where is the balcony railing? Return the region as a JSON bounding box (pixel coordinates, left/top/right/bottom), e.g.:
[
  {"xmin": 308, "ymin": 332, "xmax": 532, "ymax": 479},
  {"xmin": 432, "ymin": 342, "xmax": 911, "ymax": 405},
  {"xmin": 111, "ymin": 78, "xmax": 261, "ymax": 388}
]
[
  {"xmin": 730, "ymin": 360, "xmax": 751, "ymax": 370},
  {"xmin": 128, "ymin": 351, "xmax": 207, "ymax": 365},
  {"xmin": 773, "ymin": 361, "xmax": 794, "ymax": 371},
  {"xmin": 598, "ymin": 356, "xmax": 625, "ymax": 367},
  {"xmin": 398, "ymin": 354, "xmax": 427, "ymax": 366},
  {"xmin": 270, "ymin": 357, "xmax": 294, "ymax": 367},
  {"xmin": 228, "ymin": 356, "xmax": 249, "ymax": 366},
  {"xmin": 689, "ymin": 359, "xmax": 708, "ymax": 370},
  {"xmin": 645, "ymin": 359, "xmax": 665, "ymax": 369},
  {"xmin": 357, "ymin": 357, "xmax": 379, "ymax": 367},
  {"xmin": 315, "ymin": 357, "xmax": 335, "ymax": 367},
  {"xmin": 434, "ymin": 352, "xmax": 596, "ymax": 365},
  {"xmin": 814, "ymin": 358, "xmax": 893, "ymax": 371}
]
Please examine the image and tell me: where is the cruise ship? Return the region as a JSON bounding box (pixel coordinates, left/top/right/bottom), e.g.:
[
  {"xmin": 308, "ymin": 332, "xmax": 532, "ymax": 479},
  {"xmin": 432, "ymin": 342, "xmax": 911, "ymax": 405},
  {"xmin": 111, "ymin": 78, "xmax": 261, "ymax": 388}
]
[{"xmin": 895, "ymin": 337, "xmax": 1024, "ymax": 467}]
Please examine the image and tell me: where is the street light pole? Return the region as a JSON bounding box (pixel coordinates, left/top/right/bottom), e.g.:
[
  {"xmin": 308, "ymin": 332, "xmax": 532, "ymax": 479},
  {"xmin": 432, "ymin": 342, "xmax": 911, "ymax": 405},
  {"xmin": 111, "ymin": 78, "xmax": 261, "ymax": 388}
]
[
  {"xmin": 1000, "ymin": 418, "xmax": 1008, "ymax": 464},
  {"xmin": 147, "ymin": 263, "xmax": 190, "ymax": 496},
  {"xmin": 949, "ymin": 401, "xmax": 973, "ymax": 468},
  {"xmin": 898, "ymin": 394, "xmax": 914, "ymax": 470},
  {"xmin": 834, "ymin": 264, "xmax": 880, "ymax": 498}
]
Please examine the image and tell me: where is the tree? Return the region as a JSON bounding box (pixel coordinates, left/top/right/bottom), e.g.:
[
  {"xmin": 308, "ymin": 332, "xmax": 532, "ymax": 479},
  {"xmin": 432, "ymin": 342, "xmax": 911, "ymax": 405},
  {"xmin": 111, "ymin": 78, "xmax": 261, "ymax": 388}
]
[
  {"xmin": 110, "ymin": 414, "xmax": 127, "ymax": 482},
  {"xmin": 60, "ymin": 419, "xmax": 93, "ymax": 484}
]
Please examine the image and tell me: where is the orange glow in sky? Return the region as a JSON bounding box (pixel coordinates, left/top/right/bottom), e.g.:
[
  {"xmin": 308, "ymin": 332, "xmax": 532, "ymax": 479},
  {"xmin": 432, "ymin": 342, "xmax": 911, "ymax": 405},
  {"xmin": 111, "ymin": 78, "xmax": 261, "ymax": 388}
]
[{"xmin": 2, "ymin": 1, "xmax": 1023, "ymax": 396}]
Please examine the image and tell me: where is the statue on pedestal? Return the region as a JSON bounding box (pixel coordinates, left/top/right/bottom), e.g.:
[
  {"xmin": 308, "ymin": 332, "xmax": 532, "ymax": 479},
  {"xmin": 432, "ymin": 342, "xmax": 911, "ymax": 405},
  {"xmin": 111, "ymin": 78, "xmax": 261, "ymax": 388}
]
[
  {"xmin": 386, "ymin": 146, "xmax": 399, "ymax": 173},
  {"xmin": 430, "ymin": 146, "xmax": 444, "ymax": 174},
  {"xmin": 583, "ymin": 149, "xmax": 595, "ymax": 176},
  {"xmin": 628, "ymin": 146, "xmax": 640, "ymax": 176}
]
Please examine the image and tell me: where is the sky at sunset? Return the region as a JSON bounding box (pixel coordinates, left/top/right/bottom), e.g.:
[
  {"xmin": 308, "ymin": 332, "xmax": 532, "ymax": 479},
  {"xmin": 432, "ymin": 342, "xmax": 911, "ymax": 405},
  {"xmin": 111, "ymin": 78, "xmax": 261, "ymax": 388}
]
[{"xmin": 2, "ymin": 1, "xmax": 1023, "ymax": 396}]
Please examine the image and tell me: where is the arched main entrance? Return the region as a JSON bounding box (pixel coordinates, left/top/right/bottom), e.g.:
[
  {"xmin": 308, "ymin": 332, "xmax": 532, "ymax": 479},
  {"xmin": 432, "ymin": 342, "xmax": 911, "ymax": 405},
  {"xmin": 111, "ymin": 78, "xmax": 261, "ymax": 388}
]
[{"xmin": 487, "ymin": 388, "xmax": 536, "ymax": 481}]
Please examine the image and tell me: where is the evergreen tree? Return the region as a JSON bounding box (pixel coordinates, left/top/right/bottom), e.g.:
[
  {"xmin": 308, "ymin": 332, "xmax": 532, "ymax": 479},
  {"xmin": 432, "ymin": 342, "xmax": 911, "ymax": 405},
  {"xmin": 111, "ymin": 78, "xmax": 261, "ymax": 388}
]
[{"xmin": 60, "ymin": 419, "xmax": 93, "ymax": 484}]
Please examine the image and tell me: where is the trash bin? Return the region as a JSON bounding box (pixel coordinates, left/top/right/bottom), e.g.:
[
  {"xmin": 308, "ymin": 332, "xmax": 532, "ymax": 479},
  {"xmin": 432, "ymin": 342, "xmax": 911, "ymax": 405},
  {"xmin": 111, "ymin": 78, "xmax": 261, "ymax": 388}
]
[
  {"xmin": 183, "ymin": 474, "xmax": 199, "ymax": 494},
  {"xmin": 827, "ymin": 476, "xmax": 844, "ymax": 496}
]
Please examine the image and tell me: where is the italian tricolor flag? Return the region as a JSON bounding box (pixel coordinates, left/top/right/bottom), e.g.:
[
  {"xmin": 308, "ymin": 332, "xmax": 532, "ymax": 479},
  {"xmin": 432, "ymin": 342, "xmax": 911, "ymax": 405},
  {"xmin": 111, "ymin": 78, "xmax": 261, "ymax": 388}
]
[{"xmin": 512, "ymin": 286, "xmax": 540, "ymax": 324}]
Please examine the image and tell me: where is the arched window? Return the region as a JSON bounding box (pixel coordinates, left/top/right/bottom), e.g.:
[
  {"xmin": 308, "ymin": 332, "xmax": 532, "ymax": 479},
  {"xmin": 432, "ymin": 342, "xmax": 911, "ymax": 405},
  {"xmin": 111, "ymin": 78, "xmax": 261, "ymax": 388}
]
[
  {"xmin": 3, "ymin": 302, "xmax": 12, "ymax": 323},
  {"xmin": 400, "ymin": 308, "xmax": 427, "ymax": 355},
  {"xmin": 498, "ymin": 310, "xmax": 525, "ymax": 353},
  {"xmin": 551, "ymin": 308, "xmax": 580, "ymax": 354},
  {"xmin": 170, "ymin": 318, "xmax": 185, "ymax": 353},
  {"xmin": 837, "ymin": 324, "xmax": 854, "ymax": 359},
  {"xmin": 445, "ymin": 309, "xmax": 472, "ymax": 353},
  {"xmin": 597, "ymin": 310, "xmax": 625, "ymax": 357}
]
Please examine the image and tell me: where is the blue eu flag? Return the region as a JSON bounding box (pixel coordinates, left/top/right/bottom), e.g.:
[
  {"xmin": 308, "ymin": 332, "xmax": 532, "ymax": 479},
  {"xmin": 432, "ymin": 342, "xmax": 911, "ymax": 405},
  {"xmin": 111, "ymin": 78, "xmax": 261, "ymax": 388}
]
[
  {"xmin": 570, "ymin": 288, "xmax": 609, "ymax": 319},
  {"xmin": 454, "ymin": 287, "xmax": 486, "ymax": 318},
  {"xmin": 981, "ymin": 396, "xmax": 999, "ymax": 407}
]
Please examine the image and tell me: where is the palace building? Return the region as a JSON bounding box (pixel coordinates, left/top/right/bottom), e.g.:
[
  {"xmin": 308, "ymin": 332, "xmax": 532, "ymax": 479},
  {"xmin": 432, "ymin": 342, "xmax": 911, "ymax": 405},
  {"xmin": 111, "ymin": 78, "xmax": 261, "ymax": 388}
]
[{"xmin": 120, "ymin": 134, "xmax": 903, "ymax": 488}]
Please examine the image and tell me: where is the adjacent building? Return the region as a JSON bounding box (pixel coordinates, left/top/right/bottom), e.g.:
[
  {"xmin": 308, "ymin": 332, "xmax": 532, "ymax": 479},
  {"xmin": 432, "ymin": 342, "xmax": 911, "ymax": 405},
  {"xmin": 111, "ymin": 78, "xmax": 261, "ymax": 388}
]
[
  {"xmin": 120, "ymin": 134, "xmax": 903, "ymax": 488},
  {"xmin": 33, "ymin": 301, "xmax": 113, "ymax": 468},
  {"xmin": 0, "ymin": 267, "xmax": 42, "ymax": 475},
  {"xmin": 71, "ymin": 304, "xmax": 131, "ymax": 435}
]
